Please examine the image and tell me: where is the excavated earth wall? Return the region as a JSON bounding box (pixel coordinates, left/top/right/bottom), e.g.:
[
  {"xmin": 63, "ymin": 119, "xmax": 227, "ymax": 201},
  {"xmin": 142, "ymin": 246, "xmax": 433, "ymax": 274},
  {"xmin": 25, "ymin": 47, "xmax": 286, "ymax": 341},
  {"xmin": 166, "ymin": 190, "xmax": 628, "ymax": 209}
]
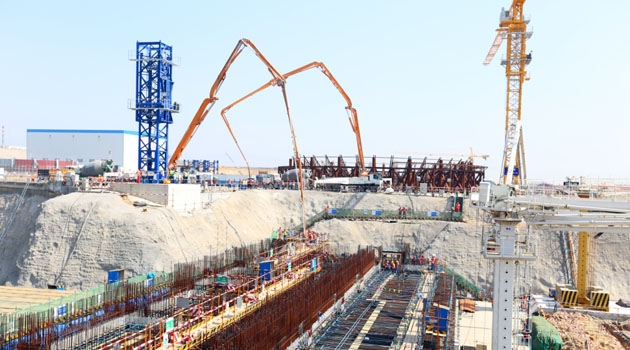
[{"xmin": 0, "ymin": 189, "xmax": 628, "ymax": 302}]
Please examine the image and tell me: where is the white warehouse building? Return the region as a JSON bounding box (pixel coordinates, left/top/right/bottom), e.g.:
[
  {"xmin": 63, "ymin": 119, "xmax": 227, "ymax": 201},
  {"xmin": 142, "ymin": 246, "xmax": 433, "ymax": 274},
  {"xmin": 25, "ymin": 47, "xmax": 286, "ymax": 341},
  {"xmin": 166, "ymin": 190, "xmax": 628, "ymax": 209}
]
[{"xmin": 26, "ymin": 129, "xmax": 138, "ymax": 171}]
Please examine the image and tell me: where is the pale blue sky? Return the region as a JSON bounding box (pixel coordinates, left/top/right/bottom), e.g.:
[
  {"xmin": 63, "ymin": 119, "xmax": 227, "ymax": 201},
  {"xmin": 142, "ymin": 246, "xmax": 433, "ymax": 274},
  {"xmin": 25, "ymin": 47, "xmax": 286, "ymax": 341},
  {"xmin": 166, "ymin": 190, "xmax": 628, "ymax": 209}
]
[{"xmin": 1, "ymin": 1, "xmax": 628, "ymax": 182}]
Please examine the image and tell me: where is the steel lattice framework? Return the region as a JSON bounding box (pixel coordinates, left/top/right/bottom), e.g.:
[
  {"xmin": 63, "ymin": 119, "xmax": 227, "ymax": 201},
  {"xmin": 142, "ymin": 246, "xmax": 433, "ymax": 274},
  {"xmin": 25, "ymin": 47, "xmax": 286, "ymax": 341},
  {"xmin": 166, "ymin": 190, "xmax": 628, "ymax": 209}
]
[
  {"xmin": 130, "ymin": 41, "xmax": 178, "ymax": 176},
  {"xmin": 279, "ymin": 155, "xmax": 486, "ymax": 192},
  {"xmin": 501, "ymin": 2, "xmax": 531, "ymax": 186}
]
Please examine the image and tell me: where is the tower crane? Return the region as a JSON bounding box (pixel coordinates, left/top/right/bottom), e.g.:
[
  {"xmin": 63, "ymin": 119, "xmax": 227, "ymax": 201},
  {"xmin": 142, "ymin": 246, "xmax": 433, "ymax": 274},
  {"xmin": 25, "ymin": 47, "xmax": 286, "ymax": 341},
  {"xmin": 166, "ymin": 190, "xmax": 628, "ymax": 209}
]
[
  {"xmin": 484, "ymin": 0, "xmax": 532, "ymax": 187},
  {"xmin": 167, "ymin": 38, "xmax": 286, "ymax": 171},
  {"xmin": 219, "ymin": 61, "xmax": 368, "ymax": 181},
  {"xmin": 481, "ymin": 3, "xmax": 627, "ymax": 348}
]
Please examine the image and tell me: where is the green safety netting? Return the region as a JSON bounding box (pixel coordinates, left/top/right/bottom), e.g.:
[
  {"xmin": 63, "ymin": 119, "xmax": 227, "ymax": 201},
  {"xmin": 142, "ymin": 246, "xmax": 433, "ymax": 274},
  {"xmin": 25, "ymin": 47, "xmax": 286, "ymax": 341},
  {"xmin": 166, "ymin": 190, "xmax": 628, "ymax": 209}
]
[
  {"xmin": 531, "ymin": 316, "xmax": 564, "ymax": 350},
  {"xmin": 292, "ymin": 208, "xmax": 462, "ymax": 232},
  {"xmin": 445, "ymin": 267, "xmax": 482, "ymax": 300}
]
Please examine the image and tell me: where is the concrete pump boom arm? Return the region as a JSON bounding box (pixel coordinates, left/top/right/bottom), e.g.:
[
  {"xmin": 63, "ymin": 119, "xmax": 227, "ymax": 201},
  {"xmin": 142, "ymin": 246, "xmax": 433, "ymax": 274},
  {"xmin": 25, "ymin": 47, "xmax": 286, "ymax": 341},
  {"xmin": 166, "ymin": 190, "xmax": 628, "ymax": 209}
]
[
  {"xmin": 167, "ymin": 38, "xmax": 285, "ymax": 170},
  {"xmin": 220, "ymin": 61, "xmax": 368, "ymax": 177}
]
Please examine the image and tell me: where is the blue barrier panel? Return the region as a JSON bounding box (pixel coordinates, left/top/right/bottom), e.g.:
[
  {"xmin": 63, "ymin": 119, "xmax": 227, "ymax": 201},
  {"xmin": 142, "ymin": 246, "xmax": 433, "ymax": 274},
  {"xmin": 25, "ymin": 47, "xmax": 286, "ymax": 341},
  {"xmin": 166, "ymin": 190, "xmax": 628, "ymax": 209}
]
[{"xmin": 259, "ymin": 261, "xmax": 273, "ymax": 281}]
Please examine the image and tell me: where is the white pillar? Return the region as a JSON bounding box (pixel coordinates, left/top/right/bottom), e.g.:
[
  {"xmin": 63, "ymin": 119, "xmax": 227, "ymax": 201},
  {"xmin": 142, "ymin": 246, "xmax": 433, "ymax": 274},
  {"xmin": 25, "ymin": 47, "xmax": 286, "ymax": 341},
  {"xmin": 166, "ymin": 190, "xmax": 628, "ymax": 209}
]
[
  {"xmin": 486, "ymin": 218, "xmax": 523, "ymax": 350},
  {"xmin": 492, "ymin": 259, "xmax": 516, "ymax": 349}
]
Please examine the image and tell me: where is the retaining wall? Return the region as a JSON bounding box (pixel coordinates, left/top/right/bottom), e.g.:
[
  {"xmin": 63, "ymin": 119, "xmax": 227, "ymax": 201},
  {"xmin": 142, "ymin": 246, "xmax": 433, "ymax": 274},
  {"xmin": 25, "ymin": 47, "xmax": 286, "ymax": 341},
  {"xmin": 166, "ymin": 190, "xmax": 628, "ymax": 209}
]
[
  {"xmin": 110, "ymin": 183, "xmax": 203, "ymax": 211},
  {"xmin": 0, "ymin": 181, "xmax": 76, "ymax": 197}
]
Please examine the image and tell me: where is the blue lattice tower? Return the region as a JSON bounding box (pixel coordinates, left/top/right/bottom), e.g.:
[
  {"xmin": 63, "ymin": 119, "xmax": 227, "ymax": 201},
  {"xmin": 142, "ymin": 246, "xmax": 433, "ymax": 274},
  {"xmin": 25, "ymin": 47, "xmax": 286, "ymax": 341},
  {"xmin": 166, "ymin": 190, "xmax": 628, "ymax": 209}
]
[{"xmin": 130, "ymin": 41, "xmax": 179, "ymax": 177}]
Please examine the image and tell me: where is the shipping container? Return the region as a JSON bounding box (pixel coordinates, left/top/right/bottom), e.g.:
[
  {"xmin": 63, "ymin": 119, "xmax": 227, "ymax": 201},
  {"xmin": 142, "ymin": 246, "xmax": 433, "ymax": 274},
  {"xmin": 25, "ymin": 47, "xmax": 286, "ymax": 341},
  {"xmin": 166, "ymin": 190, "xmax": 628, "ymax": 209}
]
[
  {"xmin": 14, "ymin": 159, "xmax": 35, "ymax": 169},
  {"xmin": 57, "ymin": 160, "xmax": 77, "ymax": 168},
  {"xmin": 36, "ymin": 159, "xmax": 55, "ymax": 169}
]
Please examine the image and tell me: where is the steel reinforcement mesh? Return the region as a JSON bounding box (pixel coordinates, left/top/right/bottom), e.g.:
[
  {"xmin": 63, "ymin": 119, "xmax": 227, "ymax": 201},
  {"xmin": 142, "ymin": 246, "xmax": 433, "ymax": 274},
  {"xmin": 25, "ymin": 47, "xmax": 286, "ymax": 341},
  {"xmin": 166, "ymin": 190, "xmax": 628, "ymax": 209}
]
[{"xmin": 194, "ymin": 246, "xmax": 376, "ymax": 349}]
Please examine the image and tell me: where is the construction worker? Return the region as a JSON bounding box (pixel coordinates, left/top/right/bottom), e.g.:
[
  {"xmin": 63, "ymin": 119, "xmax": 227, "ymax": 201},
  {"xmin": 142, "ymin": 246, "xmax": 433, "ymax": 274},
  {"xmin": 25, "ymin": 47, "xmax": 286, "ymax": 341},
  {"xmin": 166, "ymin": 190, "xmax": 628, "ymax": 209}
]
[
  {"xmin": 168, "ymin": 168, "xmax": 175, "ymax": 182},
  {"xmin": 430, "ymin": 254, "xmax": 438, "ymax": 271},
  {"xmin": 182, "ymin": 168, "xmax": 189, "ymax": 183}
]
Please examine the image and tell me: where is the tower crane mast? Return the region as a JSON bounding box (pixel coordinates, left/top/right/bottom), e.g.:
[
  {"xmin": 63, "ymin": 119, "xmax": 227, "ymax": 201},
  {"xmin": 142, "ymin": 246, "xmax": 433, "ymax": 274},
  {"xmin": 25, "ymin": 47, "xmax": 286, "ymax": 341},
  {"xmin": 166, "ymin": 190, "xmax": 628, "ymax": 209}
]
[
  {"xmin": 481, "ymin": 2, "xmax": 535, "ymax": 348},
  {"xmin": 484, "ymin": 0, "xmax": 532, "ymax": 186}
]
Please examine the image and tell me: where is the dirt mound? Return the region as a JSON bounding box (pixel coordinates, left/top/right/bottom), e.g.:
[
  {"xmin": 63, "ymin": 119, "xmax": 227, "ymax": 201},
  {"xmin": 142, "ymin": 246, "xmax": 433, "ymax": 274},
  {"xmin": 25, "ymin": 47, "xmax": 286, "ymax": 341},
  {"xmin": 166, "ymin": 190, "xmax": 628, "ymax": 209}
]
[
  {"xmin": 547, "ymin": 311, "xmax": 626, "ymax": 349},
  {"xmin": 0, "ymin": 189, "xmax": 628, "ymax": 299}
]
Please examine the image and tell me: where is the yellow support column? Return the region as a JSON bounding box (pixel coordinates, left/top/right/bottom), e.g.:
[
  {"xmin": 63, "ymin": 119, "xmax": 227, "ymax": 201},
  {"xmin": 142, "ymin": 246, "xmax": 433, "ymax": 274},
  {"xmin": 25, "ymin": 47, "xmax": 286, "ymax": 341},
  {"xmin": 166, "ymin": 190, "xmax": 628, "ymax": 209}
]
[{"xmin": 577, "ymin": 231, "xmax": 590, "ymax": 305}]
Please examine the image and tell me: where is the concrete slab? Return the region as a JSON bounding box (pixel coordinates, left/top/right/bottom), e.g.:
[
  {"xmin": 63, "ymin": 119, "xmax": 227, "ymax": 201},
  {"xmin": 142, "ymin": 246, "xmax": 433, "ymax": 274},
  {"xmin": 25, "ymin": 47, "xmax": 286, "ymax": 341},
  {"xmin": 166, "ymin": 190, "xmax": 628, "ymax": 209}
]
[{"xmin": 458, "ymin": 300, "xmax": 492, "ymax": 349}]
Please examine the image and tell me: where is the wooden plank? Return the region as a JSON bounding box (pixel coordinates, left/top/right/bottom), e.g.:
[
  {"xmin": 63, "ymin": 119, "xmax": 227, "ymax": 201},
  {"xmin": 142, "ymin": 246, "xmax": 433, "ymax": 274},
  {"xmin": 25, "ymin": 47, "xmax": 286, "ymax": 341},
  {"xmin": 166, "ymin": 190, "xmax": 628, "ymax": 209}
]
[{"xmin": 0, "ymin": 286, "xmax": 76, "ymax": 314}]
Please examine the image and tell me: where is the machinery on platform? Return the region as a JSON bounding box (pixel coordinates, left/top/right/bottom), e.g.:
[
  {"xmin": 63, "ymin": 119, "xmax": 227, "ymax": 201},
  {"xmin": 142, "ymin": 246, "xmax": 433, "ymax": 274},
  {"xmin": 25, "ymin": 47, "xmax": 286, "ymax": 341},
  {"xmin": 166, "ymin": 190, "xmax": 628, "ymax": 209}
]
[
  {"xmin": 313, "ymin": 173, "xmax": 390, "ymax": 192},
  {"xmin": 280, "ymin": 168, "xmax": 311, "ymax": 183},
  {"xmin": 256, "ymin": 172, "xmax": 281, "ymax": 188},
  {"xmin": 79, "ymin": 159, "xmax": 114, "ymax": 177}
]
